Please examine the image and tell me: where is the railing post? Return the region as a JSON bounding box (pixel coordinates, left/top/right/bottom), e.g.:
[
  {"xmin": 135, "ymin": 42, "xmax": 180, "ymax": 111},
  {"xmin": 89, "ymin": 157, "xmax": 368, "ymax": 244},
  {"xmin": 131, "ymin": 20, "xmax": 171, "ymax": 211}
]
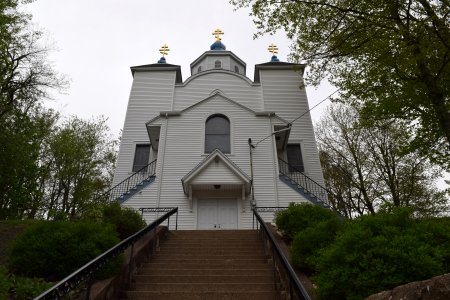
[
  {"xmin": 127, "ymin": 243, "xmax": 135, "ymax": 287},
  {"xmin": 85, "ymin": 279, "xmax": 93, "ymax": 300},
  {"xmin": 252, "ymin": 211, "xmax": 255, "ymax": 230}
]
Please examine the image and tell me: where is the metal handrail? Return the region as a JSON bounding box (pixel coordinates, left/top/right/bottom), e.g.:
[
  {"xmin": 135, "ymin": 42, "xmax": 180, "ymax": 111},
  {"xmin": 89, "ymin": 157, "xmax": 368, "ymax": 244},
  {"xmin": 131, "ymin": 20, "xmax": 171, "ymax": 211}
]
[
  {"xmin": 97, "ymin": 160, "xmax": 157, "ymax": 202},
  {"xmin": 278, "ymin": 158, "xmax": 329, "ymax": 206},
  {"xmin": 253, "ymin": 209, "xmax": 311, "ymax": 300},
  {"xmin": 35, "ymin": 207, "xmax": 178, "ymax": 300},
  {"xmin": 139, "ymin": 207, "xmax": 179, "ymax": 230}
]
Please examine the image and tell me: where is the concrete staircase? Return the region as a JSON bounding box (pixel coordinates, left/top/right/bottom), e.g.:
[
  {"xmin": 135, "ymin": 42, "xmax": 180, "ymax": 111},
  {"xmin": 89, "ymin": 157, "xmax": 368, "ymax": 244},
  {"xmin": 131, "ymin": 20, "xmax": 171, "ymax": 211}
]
[{"xmin": 123, "ymin": 230, "xmax": 276, "ymax": 300}]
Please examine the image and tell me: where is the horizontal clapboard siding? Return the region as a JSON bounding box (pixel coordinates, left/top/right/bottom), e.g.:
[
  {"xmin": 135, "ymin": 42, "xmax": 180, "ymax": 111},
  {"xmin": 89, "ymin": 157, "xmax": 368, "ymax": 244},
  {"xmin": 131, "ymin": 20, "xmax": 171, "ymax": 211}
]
[
  {"xmin": 112, "ymin": 71, "xmax": 176, "ymax": 186},
  {"xmin": 113, "ymin": 64, "xmax": 325, "ymax": 228},
  {"xmin": 173, "ymin": 72, "xmax": 262, "ymax": 111},
  {"xmin": 260, "ymin": 69, "xmax": 325, "ymax": 189}
]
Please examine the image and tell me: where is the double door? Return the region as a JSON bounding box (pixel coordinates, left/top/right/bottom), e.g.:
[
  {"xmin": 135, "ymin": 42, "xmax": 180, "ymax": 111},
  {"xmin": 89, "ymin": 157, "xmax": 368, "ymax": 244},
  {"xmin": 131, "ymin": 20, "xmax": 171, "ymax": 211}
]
[{"xmin": 197, "ymin": 198, "xmax": 238, "ymax": 229}]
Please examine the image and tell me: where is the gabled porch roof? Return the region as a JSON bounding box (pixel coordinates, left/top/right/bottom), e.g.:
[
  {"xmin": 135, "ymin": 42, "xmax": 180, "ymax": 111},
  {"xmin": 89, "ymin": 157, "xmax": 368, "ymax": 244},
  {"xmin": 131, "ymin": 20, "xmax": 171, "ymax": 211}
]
[{"xmin": 181, "ymin": 149, "xmax": 251, "ymax": 196}]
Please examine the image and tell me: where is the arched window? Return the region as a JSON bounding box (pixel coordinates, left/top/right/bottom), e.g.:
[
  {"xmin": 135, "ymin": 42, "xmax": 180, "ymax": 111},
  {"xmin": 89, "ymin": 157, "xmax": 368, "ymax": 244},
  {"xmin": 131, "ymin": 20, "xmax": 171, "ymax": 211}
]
[
  {"xmin": 205, "ymin": 115, "xmax": 230, "ymax": 153},
  {"xmin": 214, "ymin": 60, "xmax": 222, "ymax": 69},
  {"xmin": 234, "ymin": 66, "xmax": 239, "ymax": 73},
  {"xmin": 197, "ymin": 66, "xmax": 202, "ymax": 73}
]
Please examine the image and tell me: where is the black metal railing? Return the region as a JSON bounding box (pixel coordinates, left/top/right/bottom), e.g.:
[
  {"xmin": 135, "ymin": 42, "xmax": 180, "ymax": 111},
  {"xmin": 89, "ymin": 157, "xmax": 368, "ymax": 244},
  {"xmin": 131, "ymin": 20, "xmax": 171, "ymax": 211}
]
[
  {"xmin": 97, "ymin": 160, "xmax": 157, "ymax": 202},
  {"xmin": 252, "ymin": 207, "xmax": 288, "ymax": 229},
  {"xmin": 278, "ymin": 158, "xmax": 329, "ymax": 206},
  {"xmin": 35, "ymin": 207, "xmax": 178, "ymax": 300},
  {"xmin": 253, "ymin": 209, "xmax": 311, "ymax": 300},
  {"xmin": 139, "ymin": 207, "xmax": 179, "ymax": 230}
]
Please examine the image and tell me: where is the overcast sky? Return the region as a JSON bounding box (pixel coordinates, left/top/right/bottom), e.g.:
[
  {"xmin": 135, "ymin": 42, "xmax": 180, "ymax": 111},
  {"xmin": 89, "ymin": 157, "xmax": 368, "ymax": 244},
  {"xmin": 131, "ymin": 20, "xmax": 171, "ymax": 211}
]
[{"xmin": 26, "ymin": 0, "xmax": 334, "ymax": 136}]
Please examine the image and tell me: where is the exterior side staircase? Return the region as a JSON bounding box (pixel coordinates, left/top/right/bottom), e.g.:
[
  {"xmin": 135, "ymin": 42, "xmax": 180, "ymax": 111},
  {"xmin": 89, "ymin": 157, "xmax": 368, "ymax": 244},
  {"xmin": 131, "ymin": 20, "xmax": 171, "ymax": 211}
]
[
  {"xmin": 96, "ymin": 160, "xmax": 157, "ymax": 203},
  {"xmin": 278, "ymin": 158, "xmax": 330, "ymax": 209},
  {"xmin": 122, "ymin": 230, "xmax": 276, "ymax": 300}
]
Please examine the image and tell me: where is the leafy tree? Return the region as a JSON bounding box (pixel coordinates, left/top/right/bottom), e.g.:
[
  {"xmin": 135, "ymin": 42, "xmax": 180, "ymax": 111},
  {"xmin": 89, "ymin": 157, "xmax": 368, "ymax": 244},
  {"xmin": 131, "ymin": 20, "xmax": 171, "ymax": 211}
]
[
  {"xmin": 0, "ymin": 2, "xmax": 118, "ymax": 220},
  {"xmin": 0, "ymin": 0, "xmax": 67, "ymax": 220},
  {"xmin": 231, "ymin": 0, "xmax": 450, "ymax": 166},
  {"xmin": 44, "ymin": 116, "xmax": 118, "ymax": 219},
  {"xmin": 316, "ymin": 103, "xmax": 448, "ymax": 216},
  {"xmin": 0, "ymin": 0, "xmax": 66, "ymax": 120},
  {"xmin": 0, "ymin": 106, "xmax": 58, "ymax": 219}
]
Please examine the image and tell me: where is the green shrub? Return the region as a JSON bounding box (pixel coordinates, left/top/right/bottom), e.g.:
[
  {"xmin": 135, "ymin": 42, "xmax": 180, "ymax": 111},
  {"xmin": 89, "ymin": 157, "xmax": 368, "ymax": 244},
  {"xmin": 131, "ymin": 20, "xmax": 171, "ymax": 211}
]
[
  {"xmin": 291, "ymin": 216, "xmax": 343, "ymax": 274},
  {"xmin": 12, "ymin": 276, "xmax": 53, "ymax": 299},
  {"xmin": 314, "ymin": 209, "xmax": 449, "ymax": 300},
  {"xmin": 0, "ymin": 266, "xmax": 9, "ymax": 300},
  {"xmin": 0, "ymin": 266, "xmax": 53, "ymax": 299},
  {"xmin": 101, "ymin": 203, "xmax": 146, "ymax": 240},
  {"xmin": 8, "ymin": 221, "xmax": 121, "ymax": 281},
  {"xmin": 275, "ymin": 203, "xmax": 339, "ymax": 240}
]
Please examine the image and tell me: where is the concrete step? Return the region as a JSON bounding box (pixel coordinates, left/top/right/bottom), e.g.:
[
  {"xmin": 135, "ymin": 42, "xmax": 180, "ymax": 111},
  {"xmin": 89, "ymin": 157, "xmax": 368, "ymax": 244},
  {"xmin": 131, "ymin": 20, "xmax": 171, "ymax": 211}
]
[
  {"xmin": 123, "ymin": 230, "xmax": 277, "ymax": 300},
  {"xmin": 145, "ymin": 257, "xmax": 268, "ymax": 264},
  {"xmin": 133, "ymin": 274, "xmax": 274, "ymax": 284},
  {"xmin": 130, "ymin": 283, "xmax": 275, "ymax": 292},
  {"xmin": 137, "ymin": 268, "xmax": 274, "ymax": 276},
  {"xmin": 124, "ymin": 291, "xmax": 276, "ymax": 300},
  {"xmin": 154, "ymin": 249, "xmax": 266, "ymax": 255},
  {"xmin": 160, "ymin": 242, "xmax": 263, "ymax": 248},
  {"xmin": 142, "ymin": 261, "xmax": 271, "ymax": 270},
  {"xmin": 152, "ymin": 253, "xmax": 267, "ymax": 260}
]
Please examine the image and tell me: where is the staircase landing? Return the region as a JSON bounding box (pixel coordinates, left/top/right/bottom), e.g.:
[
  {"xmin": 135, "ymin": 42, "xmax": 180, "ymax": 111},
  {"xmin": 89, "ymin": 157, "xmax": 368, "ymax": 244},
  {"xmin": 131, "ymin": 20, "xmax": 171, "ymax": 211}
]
[{"xmin": 123, "ymin": 230, "xmax": 275, "ymax": 300}]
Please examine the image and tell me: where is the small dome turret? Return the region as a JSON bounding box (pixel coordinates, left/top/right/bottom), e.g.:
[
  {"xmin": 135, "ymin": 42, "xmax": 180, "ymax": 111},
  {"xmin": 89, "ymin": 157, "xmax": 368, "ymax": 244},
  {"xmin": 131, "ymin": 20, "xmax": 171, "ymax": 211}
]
[{"xmin": 210, "ymin": 41, "xmax": 226, "ymax": 51}]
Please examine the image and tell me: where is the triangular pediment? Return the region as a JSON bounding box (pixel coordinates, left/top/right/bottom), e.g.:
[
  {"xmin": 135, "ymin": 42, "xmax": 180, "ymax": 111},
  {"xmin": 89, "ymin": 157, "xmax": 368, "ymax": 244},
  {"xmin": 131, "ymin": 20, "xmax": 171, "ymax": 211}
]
[{"xmin": 181, "ymin": 149, "xmax": 251, "ymax": 195}]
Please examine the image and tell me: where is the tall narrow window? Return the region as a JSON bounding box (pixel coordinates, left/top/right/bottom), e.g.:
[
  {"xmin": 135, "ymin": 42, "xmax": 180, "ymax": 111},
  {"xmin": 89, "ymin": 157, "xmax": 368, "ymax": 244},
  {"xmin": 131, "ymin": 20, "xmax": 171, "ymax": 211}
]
[
  {"xmin": 197, "ymin": 66, "xmax": 202, "ymax": 73},
  {"xmin": 205, "ymin": 115, "xmax": 230, "ymax": 153},
  {"xmin": 214, "ymin": 60, "xmax": 222, "ymax": 69},
  {"xmin": 132, "ymin": 144, "xmax": 150, "ymax": 172},
  {"xmin": 287, "ymin": 144, "xmax": 304, "ymax": 172},
  {"xmin": 234, "ymin": 66, "xmax": 239, "ymax": 73}
]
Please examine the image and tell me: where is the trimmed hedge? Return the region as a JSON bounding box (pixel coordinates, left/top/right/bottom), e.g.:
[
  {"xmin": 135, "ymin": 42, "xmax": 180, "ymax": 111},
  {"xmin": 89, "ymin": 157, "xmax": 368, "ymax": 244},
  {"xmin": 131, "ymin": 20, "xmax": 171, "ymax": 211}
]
[
  {"xmin": 314, "ymin": 210, "xmax": 450, "ymax": 300},
  {"xmin": 101, "ymin": 203, "xmax": 146, "ymax": 240},
  {"xmin": 277, "ymin": 204, "xmax": 450, "ymax": 300},
  {"xmin": 275, "ymin": 203, "xmax": 340, "ymax": 240},
  {"xmin": 291, "ymin": 216, "xmax": 342, "ymax": 274},
  {"xmin": 8, "ymin": 221, "xmax": 122, "ymax": 281}
]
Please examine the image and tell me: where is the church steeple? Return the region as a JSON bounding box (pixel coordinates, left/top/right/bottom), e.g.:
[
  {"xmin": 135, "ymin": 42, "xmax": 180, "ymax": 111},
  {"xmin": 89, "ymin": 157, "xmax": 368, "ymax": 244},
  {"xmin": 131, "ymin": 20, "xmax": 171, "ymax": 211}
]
[{"xmin": 210, "ymin": 28, "xmax": 226, "ymax": 51}]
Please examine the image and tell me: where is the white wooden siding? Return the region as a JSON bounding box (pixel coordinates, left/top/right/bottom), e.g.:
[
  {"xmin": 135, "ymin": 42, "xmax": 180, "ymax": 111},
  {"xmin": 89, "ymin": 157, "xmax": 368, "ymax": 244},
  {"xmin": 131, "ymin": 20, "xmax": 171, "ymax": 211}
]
[
  {"xmin": 112, "ymin": 71, "xmax": 176, "ymax": 186},
  {"xmin": 113, "ymin": 62, "xmax": 325, "ymax": 229},
  {"xmin": 192, "ymin": 160, "xmax": 243, "ymax": 185},
  {"xmin": 260, "ymin": 69, "xmax": 325, "ymax": 189},
  {"xmin": 173, "ymin": 73, "xmax": 262, "ymax": 111}
]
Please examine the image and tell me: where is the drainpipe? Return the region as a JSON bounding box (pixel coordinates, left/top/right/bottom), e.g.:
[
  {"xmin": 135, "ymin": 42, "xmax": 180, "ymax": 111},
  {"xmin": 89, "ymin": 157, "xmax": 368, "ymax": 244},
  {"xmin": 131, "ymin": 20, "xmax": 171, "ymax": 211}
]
[{"xmin": 248, "ymin": 138, "xmax": 256, "ymax": 207}]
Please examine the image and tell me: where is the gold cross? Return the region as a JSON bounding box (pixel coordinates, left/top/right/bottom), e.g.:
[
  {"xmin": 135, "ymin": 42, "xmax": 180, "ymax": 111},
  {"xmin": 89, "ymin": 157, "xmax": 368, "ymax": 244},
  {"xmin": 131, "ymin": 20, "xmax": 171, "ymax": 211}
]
[
  {"xmin": 212, "ymin": 28, "xmax": 224, "ymax": 41},
  {"xmin": 268, "ymin": 43, "xmax": 278, "ymax": 55},
  {"xmin": 159, "ymin": 44, "xmax": 170, "ymax": 57}
]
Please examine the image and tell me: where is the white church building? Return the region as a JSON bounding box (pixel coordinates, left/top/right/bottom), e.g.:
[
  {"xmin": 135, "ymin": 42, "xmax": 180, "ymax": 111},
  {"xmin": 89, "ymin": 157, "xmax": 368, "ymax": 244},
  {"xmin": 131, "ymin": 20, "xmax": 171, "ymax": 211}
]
[{"xmin": 111, "ymin": 30, "xmax": 329, "ymax": 229}]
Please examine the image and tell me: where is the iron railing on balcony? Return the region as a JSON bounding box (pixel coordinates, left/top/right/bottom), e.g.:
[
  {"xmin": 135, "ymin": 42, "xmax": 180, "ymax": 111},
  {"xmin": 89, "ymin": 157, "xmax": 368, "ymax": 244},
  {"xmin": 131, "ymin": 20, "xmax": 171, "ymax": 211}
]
[
  {"xmin": 253, "ymin": 208, "xmax": 311, "ymax": 300},
  {"xmin": 35, "ymin": 207, "xmax": 178, "ymax": 300},
  {"xmin": 97, "ymin": 160, "xmax": 157, "ymax": 202},
  {"xmin": 278, "ymin": 158, "xmax": 329, "ymax": 207}
]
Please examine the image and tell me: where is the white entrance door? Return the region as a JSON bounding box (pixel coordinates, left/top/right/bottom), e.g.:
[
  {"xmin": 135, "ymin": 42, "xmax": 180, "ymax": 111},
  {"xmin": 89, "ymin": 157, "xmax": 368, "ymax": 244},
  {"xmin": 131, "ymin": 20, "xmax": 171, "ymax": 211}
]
[{"xmin": 198, "ymin": 199, "xmax": 238, "ymax": 229}]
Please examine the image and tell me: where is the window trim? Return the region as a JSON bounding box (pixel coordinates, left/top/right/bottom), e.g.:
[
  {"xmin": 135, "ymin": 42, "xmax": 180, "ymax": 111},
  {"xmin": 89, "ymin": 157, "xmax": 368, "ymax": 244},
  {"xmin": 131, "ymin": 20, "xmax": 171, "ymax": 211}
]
[
  {"xmin": 131, "ymin": 143, "xmax": 151, "ymax": 172},
  {"xmin": 286, "ymin": 143, "xmax": 305, "ymax": 173},
  {"xmin": 203, "ymin": 113, "xmax": 233, "ymax": 155}
]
